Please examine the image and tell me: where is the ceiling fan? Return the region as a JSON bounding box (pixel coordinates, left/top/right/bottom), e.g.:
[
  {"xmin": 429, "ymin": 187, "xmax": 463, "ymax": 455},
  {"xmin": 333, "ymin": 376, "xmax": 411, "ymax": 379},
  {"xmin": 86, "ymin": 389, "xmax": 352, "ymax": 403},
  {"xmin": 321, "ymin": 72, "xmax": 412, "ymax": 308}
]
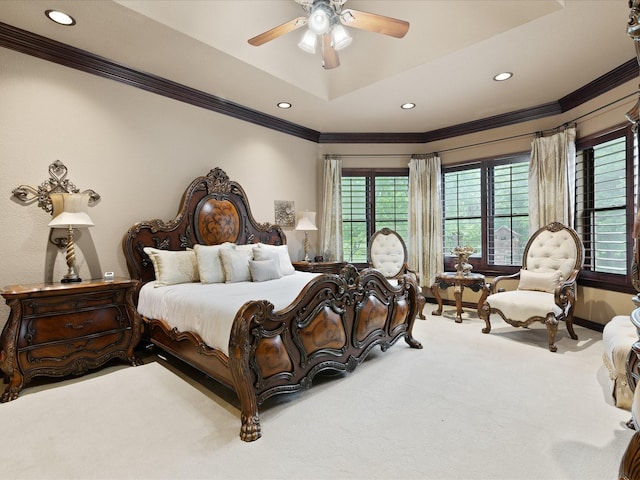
[{"xmin": 248, "ymin": 0, "xmax": 410, "ymax": 70}]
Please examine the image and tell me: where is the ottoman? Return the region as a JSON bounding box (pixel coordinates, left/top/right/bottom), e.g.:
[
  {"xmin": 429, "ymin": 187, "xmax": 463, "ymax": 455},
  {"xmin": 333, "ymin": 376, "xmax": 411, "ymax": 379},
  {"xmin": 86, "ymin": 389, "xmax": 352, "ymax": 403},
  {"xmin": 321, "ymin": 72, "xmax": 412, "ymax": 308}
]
[{"xmin": 603, "ymin": 315, "xmax": 638, "ymax": 410}]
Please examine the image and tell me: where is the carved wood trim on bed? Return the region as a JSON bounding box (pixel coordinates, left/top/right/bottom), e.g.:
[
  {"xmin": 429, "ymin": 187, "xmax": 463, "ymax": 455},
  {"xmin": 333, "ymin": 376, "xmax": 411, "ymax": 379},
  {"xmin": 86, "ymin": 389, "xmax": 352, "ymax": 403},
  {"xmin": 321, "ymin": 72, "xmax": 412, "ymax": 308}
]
[
  {"xmin": 122, "ymin": 168, "xmax": 285, "ymax": 299},
  {"xmin": 122, "ymin": 167, "xmax": 423, "ymax": 442}
]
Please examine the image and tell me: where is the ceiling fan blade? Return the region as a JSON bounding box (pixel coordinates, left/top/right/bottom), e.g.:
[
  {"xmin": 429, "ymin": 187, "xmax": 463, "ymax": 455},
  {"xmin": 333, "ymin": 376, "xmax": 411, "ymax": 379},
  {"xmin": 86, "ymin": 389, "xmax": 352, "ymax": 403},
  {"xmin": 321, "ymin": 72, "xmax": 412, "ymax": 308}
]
[
  {"xmin": 322, "ymin": 34, "xmax": 340, "ymax": 69},
  {"xmin": 248, "ymin": 17, "xmax": 307, "ymax": 46},
  {"xmin": 340, "ymin": 9, "xmax": 410, "ymax": 38}
]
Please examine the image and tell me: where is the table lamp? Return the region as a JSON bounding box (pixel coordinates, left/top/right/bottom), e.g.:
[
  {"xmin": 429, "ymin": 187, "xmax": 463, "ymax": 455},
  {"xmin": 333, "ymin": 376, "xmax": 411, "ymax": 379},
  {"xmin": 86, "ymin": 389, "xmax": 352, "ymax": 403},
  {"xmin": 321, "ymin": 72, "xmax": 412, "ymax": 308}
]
[
  {"xmin": 295, "ymin": 211, "xmax": 317, "ymax": 262},
  {"xmin": 48, "ymin": 192, "xmax": 94, "ymax": 283}
]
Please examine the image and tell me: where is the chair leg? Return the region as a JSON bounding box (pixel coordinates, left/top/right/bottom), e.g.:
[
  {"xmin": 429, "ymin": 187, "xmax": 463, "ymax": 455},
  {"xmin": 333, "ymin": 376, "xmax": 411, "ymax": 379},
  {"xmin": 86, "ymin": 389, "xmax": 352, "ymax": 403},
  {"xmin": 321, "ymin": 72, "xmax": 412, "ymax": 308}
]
[
  {"xmin": 417, "ymin": 294, "xmax": 426, "ymax": 320},
  {"xmin": 479, "ymin": 302, "xmax": 491, "ymax": 334},
  {"xmin": 565, "ymin": 306, "xmax": 578, "ymax": 340},
  {"xmin": 545, "ymin": 313, "xmax": 559, "ymax": 352}
]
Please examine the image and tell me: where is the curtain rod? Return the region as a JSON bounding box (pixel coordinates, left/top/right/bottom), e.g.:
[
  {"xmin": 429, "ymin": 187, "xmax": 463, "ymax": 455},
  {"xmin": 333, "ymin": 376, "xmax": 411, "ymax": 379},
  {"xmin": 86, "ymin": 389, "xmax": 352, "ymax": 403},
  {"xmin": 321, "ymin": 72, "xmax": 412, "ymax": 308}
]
[
  {"xmin": 439, "ymin": 90, "xmax": 638, "ymax": 154},
  {"xmin": 332, "ymin": 90, "xmax": 638, "ymax": 158}
]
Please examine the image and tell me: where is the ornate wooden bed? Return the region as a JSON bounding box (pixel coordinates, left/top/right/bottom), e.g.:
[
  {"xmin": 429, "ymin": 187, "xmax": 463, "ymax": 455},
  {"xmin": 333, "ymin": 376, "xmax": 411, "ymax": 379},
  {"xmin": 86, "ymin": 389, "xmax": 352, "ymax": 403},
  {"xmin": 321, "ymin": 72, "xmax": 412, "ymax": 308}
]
[{"xmin": 122, "ymin": 167, "xmax": 423, "ymax": 441}]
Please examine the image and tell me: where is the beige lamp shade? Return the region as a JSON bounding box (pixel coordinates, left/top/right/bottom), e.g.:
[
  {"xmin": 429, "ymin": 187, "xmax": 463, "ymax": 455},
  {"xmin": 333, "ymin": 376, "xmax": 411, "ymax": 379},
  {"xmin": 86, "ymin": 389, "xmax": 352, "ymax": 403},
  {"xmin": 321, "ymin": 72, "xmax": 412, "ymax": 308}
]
[
  {"xmin": 295, "ymin": 211, "xmax": 317, "ymax": 231},
  {"xmin": 48, "ymin": 193, "xmax": 94, "ymax": 228}
]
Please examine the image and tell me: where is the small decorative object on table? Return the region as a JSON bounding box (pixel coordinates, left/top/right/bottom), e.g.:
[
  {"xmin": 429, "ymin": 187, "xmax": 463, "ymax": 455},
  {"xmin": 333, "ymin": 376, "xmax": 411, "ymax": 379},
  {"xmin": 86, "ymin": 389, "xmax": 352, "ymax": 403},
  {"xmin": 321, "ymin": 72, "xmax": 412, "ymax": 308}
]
[{"xmin": 451, "ymin": 246, "xmax": 474, "ymax": 276}]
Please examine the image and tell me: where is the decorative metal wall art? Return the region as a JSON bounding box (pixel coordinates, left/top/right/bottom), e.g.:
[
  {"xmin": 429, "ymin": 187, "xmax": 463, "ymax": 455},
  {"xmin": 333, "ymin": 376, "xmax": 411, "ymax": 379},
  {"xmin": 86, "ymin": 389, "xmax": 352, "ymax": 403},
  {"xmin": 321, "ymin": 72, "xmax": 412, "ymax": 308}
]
[{"xmin": 11, "ymin": 160, "xmax": 100, "ymax": 214}]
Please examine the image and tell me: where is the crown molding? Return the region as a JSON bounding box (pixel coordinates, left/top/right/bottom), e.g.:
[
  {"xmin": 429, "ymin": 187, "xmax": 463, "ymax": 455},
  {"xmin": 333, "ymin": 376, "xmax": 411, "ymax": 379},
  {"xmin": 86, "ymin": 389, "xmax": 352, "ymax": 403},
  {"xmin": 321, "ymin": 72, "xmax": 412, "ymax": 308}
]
[
  {"xmin": 0, "ymin": 21, "xmax": 635, "ymax": 145},
  {"xmin": 0, "ymin": 22, "xmax": 321, "ymax": 143}
]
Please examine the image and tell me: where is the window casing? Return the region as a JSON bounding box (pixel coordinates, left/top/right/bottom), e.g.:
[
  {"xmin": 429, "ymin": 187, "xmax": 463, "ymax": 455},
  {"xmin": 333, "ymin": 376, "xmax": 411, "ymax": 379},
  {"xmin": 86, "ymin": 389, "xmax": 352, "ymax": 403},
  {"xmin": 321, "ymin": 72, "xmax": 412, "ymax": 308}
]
[
  {"xmin": 341, "ymin": 168, "xmax": 408, "ymax": 266},
  {"xmin": 575, "ymin": 125, "xmax": 637, "ymax": 291},
  {"xmin": 442, "ymin": 154, "xmax": 529, "ymax": 274},
  {"xmin": 340, "ymin": 125, "xmax": 638, "ymax": 293}
]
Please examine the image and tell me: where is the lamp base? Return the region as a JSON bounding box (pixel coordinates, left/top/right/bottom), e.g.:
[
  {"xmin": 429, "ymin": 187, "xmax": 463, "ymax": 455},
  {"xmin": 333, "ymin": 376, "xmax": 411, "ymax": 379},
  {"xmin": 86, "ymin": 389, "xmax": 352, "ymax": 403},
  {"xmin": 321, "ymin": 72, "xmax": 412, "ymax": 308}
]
[{"xmin": 61, "ymin": 276, "xmax": 82, "ymax": 283}]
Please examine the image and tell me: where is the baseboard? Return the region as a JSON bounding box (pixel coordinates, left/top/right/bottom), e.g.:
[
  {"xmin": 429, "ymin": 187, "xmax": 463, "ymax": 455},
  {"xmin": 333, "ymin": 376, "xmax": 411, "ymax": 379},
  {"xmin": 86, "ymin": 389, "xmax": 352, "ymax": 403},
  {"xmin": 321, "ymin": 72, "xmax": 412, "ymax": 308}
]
[
  {"xmin": 427, "ymin": 297, "xmax": 604, "ymax": 332},
  {"xmin": 573, "ymin": 317, "xmax": 604, "ymax": 332}
]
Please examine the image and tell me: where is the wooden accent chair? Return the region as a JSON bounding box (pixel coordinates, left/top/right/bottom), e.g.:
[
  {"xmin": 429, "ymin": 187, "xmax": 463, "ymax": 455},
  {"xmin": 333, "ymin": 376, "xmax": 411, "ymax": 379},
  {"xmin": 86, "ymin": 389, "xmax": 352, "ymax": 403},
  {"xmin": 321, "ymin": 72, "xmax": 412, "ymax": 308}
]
[
  {"xmin": 478, "ymin": 222, "xmax": 584, "ymax": 352},
  {"xmin": 368, "ymin": 228, "xmax": 426, "ymax": 320}
]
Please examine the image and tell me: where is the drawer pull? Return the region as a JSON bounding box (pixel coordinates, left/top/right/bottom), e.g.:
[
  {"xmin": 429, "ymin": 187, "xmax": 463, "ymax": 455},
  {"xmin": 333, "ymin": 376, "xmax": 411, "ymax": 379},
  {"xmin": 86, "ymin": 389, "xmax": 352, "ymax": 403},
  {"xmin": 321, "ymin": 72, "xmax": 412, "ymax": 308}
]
[{"xmin": 65, "ymin": 319, "xmax": 93, "ymax": 330}]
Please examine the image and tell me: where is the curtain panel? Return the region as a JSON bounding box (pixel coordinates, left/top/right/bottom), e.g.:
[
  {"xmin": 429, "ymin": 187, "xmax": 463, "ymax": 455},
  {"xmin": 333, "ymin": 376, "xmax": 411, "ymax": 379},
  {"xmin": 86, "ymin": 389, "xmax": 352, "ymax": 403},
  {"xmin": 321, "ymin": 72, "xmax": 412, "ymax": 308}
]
[
  {"xmin": 528, "ymin": 127, "xmax": 576, "ymax": 231},
  {"xmin": 409, "ymin": 154, "xmax": 443, "ymax": 287},
  {"xmin": 320, "ymin": 155, "xmax": 343, "ymax": 261}
]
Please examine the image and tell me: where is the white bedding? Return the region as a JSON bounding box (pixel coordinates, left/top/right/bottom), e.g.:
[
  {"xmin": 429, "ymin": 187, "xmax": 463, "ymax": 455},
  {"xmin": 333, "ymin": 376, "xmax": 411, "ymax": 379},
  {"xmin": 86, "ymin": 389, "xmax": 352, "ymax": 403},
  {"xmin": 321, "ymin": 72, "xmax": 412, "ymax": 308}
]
[{"xmin": 137, "ymin": 271, "xmax": 320, "ymax": 356}]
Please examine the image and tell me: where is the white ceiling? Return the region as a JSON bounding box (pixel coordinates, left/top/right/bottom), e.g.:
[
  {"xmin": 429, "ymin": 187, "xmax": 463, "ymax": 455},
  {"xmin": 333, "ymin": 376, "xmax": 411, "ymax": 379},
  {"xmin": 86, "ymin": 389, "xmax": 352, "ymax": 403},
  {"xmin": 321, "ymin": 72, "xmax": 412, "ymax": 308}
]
[{"xmin": 0, "ymin": 0, "xmax": 635, "ymax": 134}]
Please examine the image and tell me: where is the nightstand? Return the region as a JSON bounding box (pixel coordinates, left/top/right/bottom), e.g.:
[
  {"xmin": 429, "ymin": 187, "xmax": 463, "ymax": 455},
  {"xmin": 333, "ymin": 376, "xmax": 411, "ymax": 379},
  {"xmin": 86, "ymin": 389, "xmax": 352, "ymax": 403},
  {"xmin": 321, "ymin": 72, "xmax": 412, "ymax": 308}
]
[
  {"xmin": 292, "ymin": 261, "xmax": 346, "ymax": 274},
  {"xmin": 0, "ymin": 277, "xmax": 142, "ymax": 402}
]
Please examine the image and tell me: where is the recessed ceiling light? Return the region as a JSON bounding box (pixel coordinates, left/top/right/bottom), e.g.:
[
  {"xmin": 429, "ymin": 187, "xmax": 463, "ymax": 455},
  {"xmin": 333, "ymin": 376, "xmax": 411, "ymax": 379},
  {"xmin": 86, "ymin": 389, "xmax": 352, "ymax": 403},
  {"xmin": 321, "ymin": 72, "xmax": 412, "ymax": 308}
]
[
  {"xmin": 277, "ymin": 102, "xmax": 292, "ymax": 109},
  {"xmin": 45, "ymin": 10, "xmax": 76, "ymax": 26},
  {"xmin": 493, "ymin": 72, "xmax": 513, "ymax": 81},
  {"xmin": 401, "ymin": 103, "xmax": 416, "ymax": 110}
]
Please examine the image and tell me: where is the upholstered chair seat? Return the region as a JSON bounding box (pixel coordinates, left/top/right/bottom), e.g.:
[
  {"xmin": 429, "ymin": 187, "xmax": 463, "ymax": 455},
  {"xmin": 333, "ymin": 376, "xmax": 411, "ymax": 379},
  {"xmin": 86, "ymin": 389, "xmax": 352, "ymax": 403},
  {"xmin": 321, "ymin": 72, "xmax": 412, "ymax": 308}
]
[
  {"xmin": 479, "ymin": 222, "xmax": 584, "ymax": 352},
  {"xmin": 368, "ymin": 228, "xmax": 426, "ymax": 319}
]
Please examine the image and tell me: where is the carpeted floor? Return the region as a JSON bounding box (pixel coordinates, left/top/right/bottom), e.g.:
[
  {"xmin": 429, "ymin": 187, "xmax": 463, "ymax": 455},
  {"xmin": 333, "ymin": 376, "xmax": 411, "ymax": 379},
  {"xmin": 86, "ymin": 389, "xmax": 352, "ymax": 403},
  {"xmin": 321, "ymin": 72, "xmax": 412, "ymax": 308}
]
[{"xmin": 0, "ymin": 304, "xmax": 633, "ymax": 479}]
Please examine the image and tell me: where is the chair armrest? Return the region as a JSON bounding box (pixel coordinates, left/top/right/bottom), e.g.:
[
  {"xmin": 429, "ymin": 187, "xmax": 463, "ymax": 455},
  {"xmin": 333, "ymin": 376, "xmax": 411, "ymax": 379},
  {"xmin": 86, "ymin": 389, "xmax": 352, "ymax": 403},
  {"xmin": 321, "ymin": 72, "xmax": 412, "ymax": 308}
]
[
  {"xmin": 402, "ymin": 263, "xmax": 421, "ymax": 285},
  {"xmin": 390, "ymin": 262, "xmax": 421, "ymax": 286},
  {"xmin": 490, "ymin": 271, "xmax": 521, "ymax": 294},
  {"xmin": 553, "ymin": 269, "xmax": 579, "ymax": 308}
]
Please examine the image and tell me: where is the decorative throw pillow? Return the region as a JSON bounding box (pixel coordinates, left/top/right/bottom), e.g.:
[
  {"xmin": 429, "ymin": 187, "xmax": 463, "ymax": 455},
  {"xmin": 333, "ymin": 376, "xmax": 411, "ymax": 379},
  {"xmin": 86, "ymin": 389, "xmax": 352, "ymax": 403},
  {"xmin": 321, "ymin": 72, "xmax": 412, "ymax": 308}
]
[
  {"xmin": 193, "ymin": 243, "xmax": 234, "ymax": 283},
  {"xmin": 252, "ymin": 247, "xmax": 279, "ymax": 263},
  {"xmin": 249, "ymin": 259, "xmax": 282, "ymax": 282},
  {"xmin": 143, "ymin": 247, "xmax": 199, "ymax": 287},
  {"xmin": 517, "ymin": 269, "xmax": 562, "ymax": 293},
  {"xmin": 256, "ymin": 243, "xmax": 295, "ymax": 275},
  {"xmin": 219, "ymin": 248, "xmax": 253, "ymax": 283}
]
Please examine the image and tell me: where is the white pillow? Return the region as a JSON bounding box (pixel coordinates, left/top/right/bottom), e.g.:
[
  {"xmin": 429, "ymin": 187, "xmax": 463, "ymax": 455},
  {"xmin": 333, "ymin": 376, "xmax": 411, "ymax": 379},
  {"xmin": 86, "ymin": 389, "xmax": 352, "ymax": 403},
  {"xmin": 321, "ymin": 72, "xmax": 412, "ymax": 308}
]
[
  {"xmin": 252, "ymin": 247, "xmax": 278, "ymax": 263},
  {"xmin": 256, "ymin": 244, "xmax": 295, "ymax": 275},
  {"xmin": 249, "ymin": 259, "xmax": 282, "ymax": 282},
  {"xmin": 143, "ymin": 247, "xmax": 199, "ymax": 287},
  {"xmin": 193, "ymin": 243, "xmax": 234, "ymax": 283},
  {"xmin": 517, "ymin": 269, "xmax": 562, "ymax": 293},
  {"xmin": 219, "ymin": 248, "xmax": 253, "ymax": 283}
]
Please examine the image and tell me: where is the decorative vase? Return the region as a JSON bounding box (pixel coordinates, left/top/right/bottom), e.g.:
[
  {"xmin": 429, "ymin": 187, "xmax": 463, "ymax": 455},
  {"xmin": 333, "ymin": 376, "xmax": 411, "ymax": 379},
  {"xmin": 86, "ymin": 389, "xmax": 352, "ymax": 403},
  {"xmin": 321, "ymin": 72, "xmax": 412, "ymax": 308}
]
[{"xmin": 452, "ymin": 246, "xmax": 474, "ymax": 276}]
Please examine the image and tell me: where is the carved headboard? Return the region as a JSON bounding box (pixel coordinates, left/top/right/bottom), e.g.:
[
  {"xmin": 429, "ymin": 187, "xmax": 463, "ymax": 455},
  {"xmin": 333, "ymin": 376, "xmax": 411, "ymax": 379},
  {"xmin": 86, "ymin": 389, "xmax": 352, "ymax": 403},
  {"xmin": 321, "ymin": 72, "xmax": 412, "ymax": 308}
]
[{"xmin": 122, "ymin": 167, "xmax": 286, "ymax": 290}]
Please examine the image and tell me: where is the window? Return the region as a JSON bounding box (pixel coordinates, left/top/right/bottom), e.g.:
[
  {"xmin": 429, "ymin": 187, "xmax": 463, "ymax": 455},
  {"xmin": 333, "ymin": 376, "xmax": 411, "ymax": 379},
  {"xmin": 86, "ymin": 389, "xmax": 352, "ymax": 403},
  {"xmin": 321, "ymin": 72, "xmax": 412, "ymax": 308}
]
[
  {"xmin": 488, "ymin": 160, "xmax": 529, "ymax": 265},
  {"xmin": 443, "ymin": 166, "xmax": 482, "ymax": 255},
  {"xmin": 442, "ymin": 154, "xmax": 529, "ymax": 272},
  {"xmin": 575, "ymin": 125, "xmax": 637, "ymax": 288},
  {"xmin": 341, "ymin": 168, "xmax": 408, "ymax": 264}
]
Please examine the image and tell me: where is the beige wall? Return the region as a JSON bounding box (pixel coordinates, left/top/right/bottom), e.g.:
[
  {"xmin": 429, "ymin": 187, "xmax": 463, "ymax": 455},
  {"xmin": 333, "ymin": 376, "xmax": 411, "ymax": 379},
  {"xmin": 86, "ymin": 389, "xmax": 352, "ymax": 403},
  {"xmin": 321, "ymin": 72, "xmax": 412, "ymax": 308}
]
[
  {"xmin": 1, "ymin": 45, "xmax": 637, "ymax": 329},
  {"xmin": 0, "ymin": 48, "xmax": 320, "ymax": 326},
  {"xmin": 320, "ymin": 80, "xmax": 640, "ymax": 326}
]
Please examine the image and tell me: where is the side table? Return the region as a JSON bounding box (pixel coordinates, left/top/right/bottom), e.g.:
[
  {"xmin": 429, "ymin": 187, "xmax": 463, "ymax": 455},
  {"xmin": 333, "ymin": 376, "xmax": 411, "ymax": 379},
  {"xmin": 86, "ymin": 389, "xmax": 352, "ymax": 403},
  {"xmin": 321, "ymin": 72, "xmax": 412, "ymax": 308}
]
[
  {"xmin": 292, "ymin": 261, "xmax": 346, "ymax": 274},
  {"xmin": 0, "ymin": 277, "xmax": 142, "ymax": 402},
  {"xmin": 431, "ymin": 272, "xmax": 489, "ymax": 323}
]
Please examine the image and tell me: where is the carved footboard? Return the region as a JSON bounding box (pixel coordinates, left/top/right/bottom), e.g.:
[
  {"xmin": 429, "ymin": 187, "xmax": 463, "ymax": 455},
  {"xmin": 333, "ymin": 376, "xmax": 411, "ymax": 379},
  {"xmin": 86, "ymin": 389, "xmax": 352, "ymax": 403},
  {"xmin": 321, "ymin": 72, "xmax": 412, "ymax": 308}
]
[
  {"xmin": 228, "ymin": 265, "xmax": 423, "ymax": 441},
  {"xmin": 123, "ymin": 167, "xmax": 423, "ymax": 442}
]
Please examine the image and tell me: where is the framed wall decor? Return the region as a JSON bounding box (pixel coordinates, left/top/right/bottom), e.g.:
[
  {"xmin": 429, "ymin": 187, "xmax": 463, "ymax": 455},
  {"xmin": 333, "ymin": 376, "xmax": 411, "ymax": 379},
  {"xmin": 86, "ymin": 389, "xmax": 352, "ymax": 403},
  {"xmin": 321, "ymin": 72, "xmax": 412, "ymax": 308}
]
[{"xmin": 274, "ymin": 200, "xmax": 295, "ymax": 228}]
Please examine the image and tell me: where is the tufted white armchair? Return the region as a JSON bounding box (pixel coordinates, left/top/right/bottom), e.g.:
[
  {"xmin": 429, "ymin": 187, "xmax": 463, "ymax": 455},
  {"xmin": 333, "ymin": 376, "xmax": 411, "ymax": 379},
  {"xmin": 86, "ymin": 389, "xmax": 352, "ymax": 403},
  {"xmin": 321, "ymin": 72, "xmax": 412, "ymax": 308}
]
[
  {"xmin": 479, "ymin": 222, "xmax": 584, "ymax": 352},
  {"xmin": 368, "ymin": 228, "xmax": 426, "ymax": 319}
]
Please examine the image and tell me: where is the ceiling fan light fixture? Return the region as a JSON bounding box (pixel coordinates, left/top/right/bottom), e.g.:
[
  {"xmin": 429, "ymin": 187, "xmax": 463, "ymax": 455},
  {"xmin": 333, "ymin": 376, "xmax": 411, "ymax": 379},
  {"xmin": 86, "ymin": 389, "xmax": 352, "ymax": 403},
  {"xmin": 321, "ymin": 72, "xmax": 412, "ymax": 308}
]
[
  {"xmin": 340, "ymin": 10, "xmax": 355, "ymax": 25},
  {"xmin": 308, "ymin": 3, "xmax": 333, "ymax": 35},
  {"xmin": 331, "ymin": 24, "xmax": 352, "ymax": 50},
  {"xmin": 298, "ymin": 29, "xmax": 317, "ymax": 54}
]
